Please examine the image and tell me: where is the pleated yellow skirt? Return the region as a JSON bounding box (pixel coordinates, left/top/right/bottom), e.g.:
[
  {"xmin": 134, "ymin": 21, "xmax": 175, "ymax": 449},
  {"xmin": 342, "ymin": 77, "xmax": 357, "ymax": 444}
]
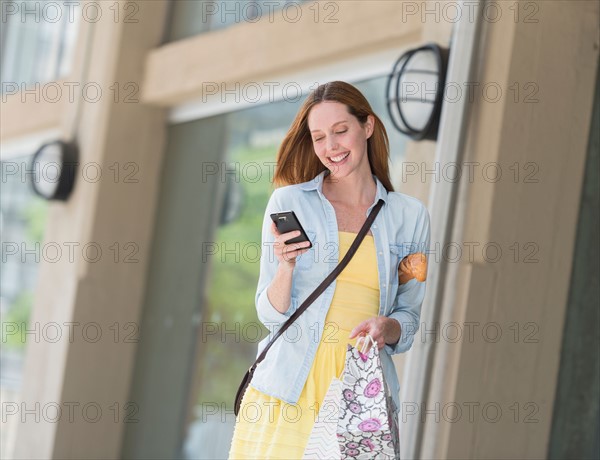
[{"xmin": 228, "ymin": 231, "xmax": 380, "ymax": 459}]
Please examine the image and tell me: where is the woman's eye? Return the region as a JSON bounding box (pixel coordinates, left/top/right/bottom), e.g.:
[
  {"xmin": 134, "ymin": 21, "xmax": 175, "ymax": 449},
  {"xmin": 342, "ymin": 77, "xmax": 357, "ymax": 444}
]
[{"xmin": 313, "ymin": 130, "xmax": 345, "ymax": 142}]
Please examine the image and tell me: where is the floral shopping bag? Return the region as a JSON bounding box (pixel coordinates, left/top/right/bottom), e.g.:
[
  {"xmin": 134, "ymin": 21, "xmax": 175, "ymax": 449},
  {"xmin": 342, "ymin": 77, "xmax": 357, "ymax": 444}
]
[
  {"xmin": 303, "ymin": 336, "xmax": 400, "ymax": 459},
  {"xmin": 337, "ymin": 335, "xmax": 400, "ymax": 459}
]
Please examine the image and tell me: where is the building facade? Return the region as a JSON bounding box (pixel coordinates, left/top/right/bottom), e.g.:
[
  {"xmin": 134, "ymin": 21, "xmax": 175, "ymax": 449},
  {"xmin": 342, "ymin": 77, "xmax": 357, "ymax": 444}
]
[{"xmin": 1, "ymin": 1, "xmax": 598, "ymax": 459}]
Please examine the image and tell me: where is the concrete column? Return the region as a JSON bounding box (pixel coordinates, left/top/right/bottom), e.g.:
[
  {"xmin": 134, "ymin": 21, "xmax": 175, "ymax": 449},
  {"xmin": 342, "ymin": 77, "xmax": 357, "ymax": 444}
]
[{"xmin": 12, "ymin": 2, "xmax": 169, "ymax": 458}]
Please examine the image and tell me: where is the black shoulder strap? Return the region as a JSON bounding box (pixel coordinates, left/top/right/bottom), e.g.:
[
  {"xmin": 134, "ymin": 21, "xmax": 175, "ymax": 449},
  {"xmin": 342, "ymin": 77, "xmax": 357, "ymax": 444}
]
[{"xmin": 252, "ymin": 198, "xmax": 385, "ymax": 370}]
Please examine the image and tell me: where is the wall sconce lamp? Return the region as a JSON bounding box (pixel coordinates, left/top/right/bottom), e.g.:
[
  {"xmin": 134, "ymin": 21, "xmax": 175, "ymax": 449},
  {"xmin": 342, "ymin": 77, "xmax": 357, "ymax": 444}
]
[
  {"xmin": 30, "ymin": 140, "xmax": 78, "ymax": 201},
  {"xmin": 386, "ymin": 43, "xmax": 450, "ymax": 141}
]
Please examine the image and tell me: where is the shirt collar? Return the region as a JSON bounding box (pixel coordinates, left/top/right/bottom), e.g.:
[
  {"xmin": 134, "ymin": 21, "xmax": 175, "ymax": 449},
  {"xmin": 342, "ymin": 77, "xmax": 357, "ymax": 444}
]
[{"xmin": 299, "ymin": 169, "xmax": 388, "ymax": 204}]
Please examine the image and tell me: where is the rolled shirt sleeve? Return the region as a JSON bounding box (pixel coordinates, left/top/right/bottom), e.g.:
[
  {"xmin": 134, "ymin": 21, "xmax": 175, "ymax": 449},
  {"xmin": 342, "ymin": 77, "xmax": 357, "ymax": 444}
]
[
  {"xmin": 384, "ymin": 203, "xmax": 431, "ymax": 355},
  {"xmin": 255, "ymin": 189, "xmax": 295, "ymax": 327}
]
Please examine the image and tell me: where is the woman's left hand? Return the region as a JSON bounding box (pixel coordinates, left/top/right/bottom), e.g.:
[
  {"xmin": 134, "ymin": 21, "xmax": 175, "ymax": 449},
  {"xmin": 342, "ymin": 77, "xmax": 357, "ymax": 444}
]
[{"xmin": 348, "ymin": 317, "xmax": 401, "ymax": 351}]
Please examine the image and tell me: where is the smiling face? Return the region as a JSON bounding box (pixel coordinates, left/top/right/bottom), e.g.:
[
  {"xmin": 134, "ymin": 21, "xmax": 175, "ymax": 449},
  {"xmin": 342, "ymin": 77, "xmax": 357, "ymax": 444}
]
[{"xmin": 307, "ymin": 101, "xmax": 374, "ymax": 180}]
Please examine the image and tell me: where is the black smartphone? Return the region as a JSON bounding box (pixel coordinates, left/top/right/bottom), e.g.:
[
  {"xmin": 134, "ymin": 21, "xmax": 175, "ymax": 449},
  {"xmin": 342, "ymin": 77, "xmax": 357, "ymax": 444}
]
[{"xmin": 270, "ymin": 211, "xmax": 313, "ymax": 249}]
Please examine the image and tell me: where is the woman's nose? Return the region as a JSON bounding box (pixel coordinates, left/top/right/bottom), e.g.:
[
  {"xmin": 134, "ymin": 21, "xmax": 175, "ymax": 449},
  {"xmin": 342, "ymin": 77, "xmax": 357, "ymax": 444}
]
[{"xmin": 326, "ymin": 136, "xmax": 338, "ymax": 152}]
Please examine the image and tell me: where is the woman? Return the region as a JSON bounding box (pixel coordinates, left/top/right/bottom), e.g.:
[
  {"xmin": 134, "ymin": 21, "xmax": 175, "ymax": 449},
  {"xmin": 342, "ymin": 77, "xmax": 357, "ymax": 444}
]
[{"xmin": 229, "ymin": 81, "xmax": 431, "ymax": 459}]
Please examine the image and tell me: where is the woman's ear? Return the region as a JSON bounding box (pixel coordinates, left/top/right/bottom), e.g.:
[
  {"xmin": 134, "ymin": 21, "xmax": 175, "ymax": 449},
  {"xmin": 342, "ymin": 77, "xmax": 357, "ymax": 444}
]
[{"xmin": 365, "ymin": 114, "xmax": 375, "ymax": 139}]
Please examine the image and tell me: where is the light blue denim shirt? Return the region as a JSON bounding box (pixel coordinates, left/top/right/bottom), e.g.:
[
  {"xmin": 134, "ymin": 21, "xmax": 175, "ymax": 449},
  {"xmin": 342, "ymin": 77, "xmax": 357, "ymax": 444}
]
[{"xmin": 250, "ymin": 170, "xmax": 431, "ymax": 414}]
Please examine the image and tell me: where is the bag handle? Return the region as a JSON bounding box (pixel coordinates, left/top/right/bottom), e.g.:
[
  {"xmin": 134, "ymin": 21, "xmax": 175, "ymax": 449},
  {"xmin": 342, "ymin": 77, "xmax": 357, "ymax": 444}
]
[{"xmin": 356, "ymin": 334, "xmax": 377, "ymax": 354}]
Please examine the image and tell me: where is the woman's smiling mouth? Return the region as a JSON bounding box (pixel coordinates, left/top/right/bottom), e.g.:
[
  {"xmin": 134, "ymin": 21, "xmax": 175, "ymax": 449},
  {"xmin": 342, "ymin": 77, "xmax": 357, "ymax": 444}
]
[{"xmin": 329, "ymin": 151, "xmax": 350, "ymax": 163}]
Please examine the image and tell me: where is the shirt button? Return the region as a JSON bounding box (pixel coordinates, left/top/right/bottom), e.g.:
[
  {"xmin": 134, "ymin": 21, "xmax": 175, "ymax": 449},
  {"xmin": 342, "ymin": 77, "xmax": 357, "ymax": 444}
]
[
  {"xmin": 373, "ymin": 224, "xmax": 377, "ymax": 228},
  {"xmin": 378, "ymin": 251, "xmax": 383, "ymax": 255}
]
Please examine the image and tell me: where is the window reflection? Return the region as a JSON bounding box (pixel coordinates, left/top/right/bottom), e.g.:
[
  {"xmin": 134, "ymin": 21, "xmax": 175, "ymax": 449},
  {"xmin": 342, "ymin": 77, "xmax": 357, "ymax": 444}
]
[
  {"xmin": 0, "ymin": 154, "xmax": 49, "ymax": 460},
  {"xmin": 0, "ymin": 0, "xmax": 80, "ymax": 90},
  {"xmin": 167, "ymin": 0, "xmax": 309, "ymax": 43}
]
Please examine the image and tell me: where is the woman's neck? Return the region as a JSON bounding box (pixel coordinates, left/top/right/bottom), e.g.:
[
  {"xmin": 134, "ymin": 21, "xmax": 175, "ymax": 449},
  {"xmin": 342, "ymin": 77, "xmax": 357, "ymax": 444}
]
[{"xmin": 322, "ymin": 171, "xmax": 377, "ymax": 207}]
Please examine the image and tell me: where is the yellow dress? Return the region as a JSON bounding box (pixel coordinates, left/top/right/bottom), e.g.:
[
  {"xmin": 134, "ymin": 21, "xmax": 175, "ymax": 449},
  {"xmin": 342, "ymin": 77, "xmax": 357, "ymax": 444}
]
[{"xmin": 228, "ymin": 231, "xmax": 380, "ymax": 459}]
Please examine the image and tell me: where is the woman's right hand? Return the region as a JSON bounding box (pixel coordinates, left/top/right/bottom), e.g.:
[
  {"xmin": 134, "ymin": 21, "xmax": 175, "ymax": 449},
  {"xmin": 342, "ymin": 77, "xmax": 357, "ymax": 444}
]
[{"xmin": 271, "ymin": 221, "xmax": 312, "ymax": 270}]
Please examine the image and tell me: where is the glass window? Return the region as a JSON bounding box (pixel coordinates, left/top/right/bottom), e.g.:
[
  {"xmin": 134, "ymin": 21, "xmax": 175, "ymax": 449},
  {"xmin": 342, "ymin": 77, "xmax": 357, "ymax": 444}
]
[
  {"xmin": 0, "ymin": 0, "xmax": 80, "ymax": 91},
  {"xmin": 177, "ymin": 74, "xmax": 409, "ymax": 459},
  {"xmin": 0, "ymin": 153, "xmax": 49, "ymax": 460},
  {"xmin": 166, "ymin": 0, "xmax": 309, "ymax": 43}
]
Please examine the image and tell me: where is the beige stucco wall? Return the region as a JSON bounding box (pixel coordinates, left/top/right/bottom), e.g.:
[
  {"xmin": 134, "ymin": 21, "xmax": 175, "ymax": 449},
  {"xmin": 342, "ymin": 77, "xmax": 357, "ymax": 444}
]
[{"xmin": 421, "ymin": 1, "xmax": 599, "ymax": 458}]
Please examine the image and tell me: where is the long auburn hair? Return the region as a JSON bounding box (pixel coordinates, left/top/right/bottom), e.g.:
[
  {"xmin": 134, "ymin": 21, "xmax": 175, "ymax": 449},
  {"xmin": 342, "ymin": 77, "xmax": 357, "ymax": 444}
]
[{"xmin": 272, "ymin": 80, "xmax": 395, "ymax": 192}]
